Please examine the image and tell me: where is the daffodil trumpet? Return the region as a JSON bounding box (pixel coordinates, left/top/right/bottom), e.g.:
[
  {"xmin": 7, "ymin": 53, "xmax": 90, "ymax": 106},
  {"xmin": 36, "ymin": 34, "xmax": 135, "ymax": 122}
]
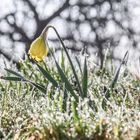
[
  {"xmin": 28, "ymin": 25, "xmax": 65, "ymax": 62},
  {"xmin": 28, "ymin": 35, "xmax": 48, "ymax": 62}
]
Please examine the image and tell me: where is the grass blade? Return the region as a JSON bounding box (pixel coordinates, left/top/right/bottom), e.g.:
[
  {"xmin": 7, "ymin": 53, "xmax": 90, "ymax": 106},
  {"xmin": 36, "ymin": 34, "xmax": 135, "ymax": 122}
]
[
  {"xmin": 0, "ymin": 76, "xmax": 23, "ymax": 81},
  {"xmin": 35, "ymin": 61, "xmax": 58, "ymax": 87},
  {"xmin": 110, "ymin": 51, "xmax": 128, "ymax": 89},
  {"xmin": 75, "ymin": 56, "xmax": 82, "ymax": 75},
  {"xmin": 4, "ymin": 68, "xmax": 24, "ymax": 79},
  {"xmin": 50, "ymin": 26, "xmax": 84, "ymax": 98},
  {"xmin": 82, "ymin": 57, "xmax": 88, "ymax": 97},
  {"xmin": 72, "ymin": 100, "xmax": 79, "ymax": 120},
  {"xmin": 60, "ymin": 49, "xmax": 65, "ymax": 72},
  {"xmin": 28, "ymin": 81, "xmax": 46, "ymax": 94},
  {"xmin": 55, "ymin": 59, "xmax": 78, "ymax": 102},
  {"xmin": 4, "ymin": 68, "xmax": 46, "ymax": 94},
  {"xmin": 103, "ymin": 51, "xmax": 129, "ymax": 103}
]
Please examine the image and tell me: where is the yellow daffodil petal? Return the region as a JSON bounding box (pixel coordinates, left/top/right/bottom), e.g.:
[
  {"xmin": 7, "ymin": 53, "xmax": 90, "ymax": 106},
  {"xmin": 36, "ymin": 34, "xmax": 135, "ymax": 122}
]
[{"xmin": 28, "ymin": 36, "xmax": 48, "ymax": 61}]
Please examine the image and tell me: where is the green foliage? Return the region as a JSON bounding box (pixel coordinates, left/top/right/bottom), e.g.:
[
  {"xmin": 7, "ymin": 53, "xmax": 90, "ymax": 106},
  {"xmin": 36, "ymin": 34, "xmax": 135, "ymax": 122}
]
[
  {"xmin": 35, "ymin": 61, "xmax": 58, "ymax": 88},
  {"xmin": 0, "ymin": 55, "xmax": 140, "ymax": 139},
  {"xmin": 82, "ymin": 57, "xmax": 88, "ymax": 97},
  {"xmin": 0, "ymin": 28, "xmax": 140, "ymax": 140}
]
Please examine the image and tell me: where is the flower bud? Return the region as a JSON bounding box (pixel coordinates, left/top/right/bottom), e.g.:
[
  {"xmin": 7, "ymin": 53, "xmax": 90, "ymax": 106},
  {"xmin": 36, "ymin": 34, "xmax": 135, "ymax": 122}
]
[{"xmin": 28, "ymin": 35, "xmax": 48, "ymax": 61}]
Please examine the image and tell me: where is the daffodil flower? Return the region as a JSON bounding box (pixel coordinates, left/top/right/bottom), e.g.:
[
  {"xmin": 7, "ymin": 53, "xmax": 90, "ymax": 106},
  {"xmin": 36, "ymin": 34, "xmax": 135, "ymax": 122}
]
[{"xmin": 28, "ymin": 35, "xmax": 48, "ymax": 62}]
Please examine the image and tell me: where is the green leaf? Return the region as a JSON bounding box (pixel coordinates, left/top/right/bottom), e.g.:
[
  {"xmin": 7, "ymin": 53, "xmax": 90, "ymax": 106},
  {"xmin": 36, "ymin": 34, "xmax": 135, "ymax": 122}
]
[
  {"xmin": 50, "ymin": 26, "xmax": 84, "ymax": 98},
  {"xmin": 29, "ymin": 81, "xmax": 46, "ymax": 94},
  {"xmin": 60, "ymin": 49, "xmax": 65, "ymax": 71},
  {"xmin": 75, "ymin": 56, "xmax": 82, "ymax": 75},
  {"xmin": 104, "ymin": 51, "xmax": 129, "ymax": 100},
  {"xmin": 72, "ymin": 99, "xmax": 79, "ymax": 121},
  {"xmin": 3, "ymin": 67, "xmax": 46, "ymax": 94},
  {"xmin": 110, "ymin": 51, "xmax": 128, "ymax": 89},
  {"xmin": 62, "ymin": 88, "xmax": 68, "ymax": 112},
  {"xmin": 55, "ymin": 59, "xmax": 78, "ymax": 102},
  {"xmin": 35, "ymin": 61, "xmax": 58, "ymax": 87},
  {"xmin": 0, "ymin": 76, "xmax": 23, "ymax": 81},
  {"xmin": 82, "ymin": 57, "xmax": 88, "ymax": 97},
  {"xmin": 4, "ymin": 68, "xmax": 24, "ymax": 79}
]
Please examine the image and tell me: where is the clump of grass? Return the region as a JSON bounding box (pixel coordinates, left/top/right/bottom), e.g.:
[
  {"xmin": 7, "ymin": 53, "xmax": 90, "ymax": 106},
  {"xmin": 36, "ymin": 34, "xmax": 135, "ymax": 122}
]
[{"xmin": 0, "ymin": 26, "xmax": 140, "ymax": 140}]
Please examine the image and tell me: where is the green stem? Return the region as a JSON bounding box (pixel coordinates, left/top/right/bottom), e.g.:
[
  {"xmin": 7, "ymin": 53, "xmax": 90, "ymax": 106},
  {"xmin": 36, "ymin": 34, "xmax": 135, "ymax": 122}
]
[{"xmin": 41, "ymin": 25, "xmax": 84, "ymax": 98}]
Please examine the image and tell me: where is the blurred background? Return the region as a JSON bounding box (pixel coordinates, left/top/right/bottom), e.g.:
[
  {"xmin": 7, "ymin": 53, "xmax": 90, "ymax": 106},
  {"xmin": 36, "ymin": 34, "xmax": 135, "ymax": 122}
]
[{"xmin": 0, "ymin": 0, "xmax": 140, "ymax": 68}]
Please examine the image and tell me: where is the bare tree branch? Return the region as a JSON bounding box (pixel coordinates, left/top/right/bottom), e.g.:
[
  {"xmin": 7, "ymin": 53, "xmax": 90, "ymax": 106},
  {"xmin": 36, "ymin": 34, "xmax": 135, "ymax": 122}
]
[
  {"xmin": 41, "ymin": 0, "xmax": 70, "ymax": 25},
  {"xmin": 0, "ymin": 0, "xmax": 138, "ymax": 67},
  {"xmin": 23, "ymin": 0, "xmax": 39, "ymax": 23}
]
